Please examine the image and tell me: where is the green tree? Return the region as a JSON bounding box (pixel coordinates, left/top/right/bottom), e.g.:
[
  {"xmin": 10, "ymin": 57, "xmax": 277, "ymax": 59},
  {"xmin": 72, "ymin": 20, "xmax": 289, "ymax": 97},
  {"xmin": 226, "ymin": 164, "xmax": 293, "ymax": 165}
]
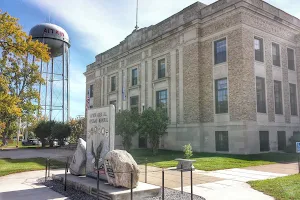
[
  {"xmin": 115, "ymin": 110, "xmax": 139, "ymax": 151},
  {"xmin": 138, "ymin": 108, "xmax": 168, "ymax": 155},
  {"xmin": 0, "ymin": 10, "xmax": 50, "ymax": 145},
  {"xmin": 68, "ymin": 117, "xmax": 85, "ymax": 143},
  {"xmin": 34, "ymin": 120, "xmax": 55, "ymax": 147},
  {"xmin": 51, "ymin": 122, "xmax": 71, "ymax": 146}
]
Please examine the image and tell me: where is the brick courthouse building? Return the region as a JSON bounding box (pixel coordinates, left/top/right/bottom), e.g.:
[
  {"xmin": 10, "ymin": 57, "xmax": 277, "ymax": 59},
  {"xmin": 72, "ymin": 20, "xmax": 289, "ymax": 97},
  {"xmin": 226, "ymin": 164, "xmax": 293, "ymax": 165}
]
[{"xmin": 85, "ymin": 0, "xmax": 300, "ymax": 154}]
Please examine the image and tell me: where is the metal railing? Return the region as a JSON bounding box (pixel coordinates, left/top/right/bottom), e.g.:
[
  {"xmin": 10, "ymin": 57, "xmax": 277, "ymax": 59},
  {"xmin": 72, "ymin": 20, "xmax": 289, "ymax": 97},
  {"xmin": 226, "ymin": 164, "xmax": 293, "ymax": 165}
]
[{"xmin": 44, "ymin": 156, "xmax": 197, "ymax": 200}]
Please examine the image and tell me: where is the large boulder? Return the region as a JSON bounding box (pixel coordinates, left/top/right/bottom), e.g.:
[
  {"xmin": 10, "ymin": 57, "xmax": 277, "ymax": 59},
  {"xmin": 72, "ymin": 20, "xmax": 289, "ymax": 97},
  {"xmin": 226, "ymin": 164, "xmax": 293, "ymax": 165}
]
[
  {"xmin": 69, "ymin": 138, "xmax": 87, "ymax": 176},
  {"xmin": 104, "ymin": 150, "xmax": 140, "ymax": 188}
]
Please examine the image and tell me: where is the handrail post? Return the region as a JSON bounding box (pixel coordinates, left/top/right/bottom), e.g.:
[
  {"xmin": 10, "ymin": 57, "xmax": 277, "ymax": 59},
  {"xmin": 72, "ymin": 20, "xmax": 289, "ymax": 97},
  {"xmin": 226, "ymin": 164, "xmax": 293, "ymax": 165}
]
[
  {"xmin": 131, "ymin": 171, "xmax": 133, "ymax": 200},
  {"xmin": 45, "ymin": 158, "xmax": 48, "ymax": 181},
  {"xmin": 48, "ymin": 158, "xmax": 50, "ymax": 177},
  {"xmin": 145, "ymin": 158, "xmax": 147, "ymax": 183},
  {"xmin": 181, "ymin": 163, "xmax": 183, "ymax": 194},
  {"xmin": 162, "ymin": 168, "xmax": 165, "ymax": 200},
  {"xmin": 190, "ymin": 167, "xmax": 193, "ymax": 200}
]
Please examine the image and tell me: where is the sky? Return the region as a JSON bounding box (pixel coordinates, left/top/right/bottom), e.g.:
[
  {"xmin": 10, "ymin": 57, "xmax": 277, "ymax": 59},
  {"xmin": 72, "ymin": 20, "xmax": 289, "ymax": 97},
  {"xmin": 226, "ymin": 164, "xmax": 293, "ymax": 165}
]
[{"xmin": 0, "ymin": 0, "xmax": 299, "ymax": 118}]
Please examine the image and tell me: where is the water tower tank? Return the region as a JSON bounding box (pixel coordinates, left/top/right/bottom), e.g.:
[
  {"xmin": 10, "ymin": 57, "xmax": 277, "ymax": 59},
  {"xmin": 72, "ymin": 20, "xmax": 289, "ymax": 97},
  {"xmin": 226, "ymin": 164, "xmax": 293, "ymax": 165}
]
[
  {"xmin": 29, "ymin": 23, "xmax": 70, "ymax": 57},
  {"xmin": 30, "ymin": 23, "xmax": 71, "ymax": 124}
]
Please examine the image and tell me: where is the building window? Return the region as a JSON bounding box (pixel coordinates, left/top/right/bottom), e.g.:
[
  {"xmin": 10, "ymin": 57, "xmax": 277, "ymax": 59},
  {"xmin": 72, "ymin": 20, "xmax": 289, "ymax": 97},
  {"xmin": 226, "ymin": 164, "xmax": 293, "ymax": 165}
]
[
  {"xmin": 156, "ymin": 90, "xmax": 168, "ymax": 112},
  {"xmin": 293, "ymin": 131, "xmax": 300, "ymax": 137},
  {"xmin": 254, "ymin": 37, "xmax": 264, "ymax": 62},
  {"xmin": 287, "ymin": 48, "xmax": 295, "ymax": 70},
  {"xmin": 215, "ymin": 131, "xmax": 229, "ymax": 152},
  {"xmin": 256, "ymin": 77, "xmax": 266, "ymax": 113},
  {"xmin": 130, "ymin": 96, "xmax": 139, "ymax": 113},
  {"xmin": 277, "ymin": 131, "xmax": 286, "ymax": 151},
  {"xmin": 132, "ymin": 68, "xmax": 138, "ymax": 86},
  {"xmin": 259, "ymin": 131, "xmax": 269, "ymax": 152},
  {"xmin": 215, "ymin": 78, "xmax": 228, "ymax": 114},
  {"xmin": 89, "ymin": 85, "xmax": 94, "ymax": 98},
  {"xmin": 290, "ymin": 83, "xmax": 298, "ymax": 116},
  {"xmin": 158, "ymin": 58, "xmax": 166, "ymax": 79},
  {"xmin": 274, "ymin": 80, "xmax": 283, "ymax": 114},
  {"xmin": 272, "ymin": 43, "xmax": 280, "ymax": 66},
  {"xmin": 214, "ymin": 38, "xmax": 227, "ymax": 65},
  {"xmin": 111, "ymin": 76, "xmax": 116, "ymax": 92}
]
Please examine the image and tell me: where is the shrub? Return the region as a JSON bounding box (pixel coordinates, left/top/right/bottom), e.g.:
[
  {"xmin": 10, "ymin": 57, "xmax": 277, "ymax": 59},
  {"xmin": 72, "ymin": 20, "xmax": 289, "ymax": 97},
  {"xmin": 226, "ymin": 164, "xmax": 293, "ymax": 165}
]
[
  {"xmin": 34, "ymin": 120, "xmax": 55, "ymax": 147},
  {"xmin": 285, "ymin": 134, "xmax": 300, "ymax": 153},
  {"xmin": 51, "ymin": 122, "xmax": 71, "ymax": 146},
  {"xmin": 183, "ymin": 144, "xmax": 193, "ymax": 159},
  {"xmin": 68, "ymin": 117, "xmax": 85, "ymax": 143},
  {"xmin": 115, "ymin": 110, "xmax": 138, "ymax": 151},
  {"xmin": 138, "ymin": 108, "xmax": 168, "ymax": 155}
]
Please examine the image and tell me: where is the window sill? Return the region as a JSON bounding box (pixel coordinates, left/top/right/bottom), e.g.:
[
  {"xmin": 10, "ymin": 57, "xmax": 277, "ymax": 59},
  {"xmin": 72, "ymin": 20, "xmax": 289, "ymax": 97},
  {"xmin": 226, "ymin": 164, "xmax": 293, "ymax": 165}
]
[
  {"xmin": 214, "ymin": 62, "xmax": 227, "ymax": 67},
  {"xmin": 153, "ymin": 77, "xmax": 170, "ymax": 84},
  {"xmin": 129, "ymin": 85, "xmax": 140, "ymax": 90},
  {"xmin": 108, "ymin": 90, "xmax": 117, "ymax": 95},
  {"xmin": 288, "ymin": 68, "xmax": 296, "ymax": 72},
  {"xmin": 215, "ymin": 113, "xmax": 229, "ymax": 115},
  {"xmin": 254, "ymin": 60, "xmax": 264, "ymax": 65},
  {"xmin": 272, "ymin": 65, "xmax": 281, "ymax": 68},
  {"xmin": 257, "ymin": 112, "xmax": 267, "ymax": 115}
]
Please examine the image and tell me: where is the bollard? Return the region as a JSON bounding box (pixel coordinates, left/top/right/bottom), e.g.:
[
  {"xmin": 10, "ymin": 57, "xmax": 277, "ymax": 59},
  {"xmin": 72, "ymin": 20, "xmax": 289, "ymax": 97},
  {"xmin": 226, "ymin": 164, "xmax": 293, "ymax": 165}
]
[
  {"xmin": 190, "ymin": 168, "xmax": 193, "ymax": 200},
  {"xmin": 298, "ymin": 155, "xmax": 300, "ymax": 174},
  {"xmin": 64, "ymin": 159, "xmax": 68, "ymax": 191},
  {"xmin": 97, "ymin": 164, "xmax": 99, "ymax": 200},
  {"xmin": 145, "ymin": 158, "xmax": 147, "ymax": 183},
  {"xmin": 45, "ymin": 158, "xmax": 48, "ymax": 181},
  {"xmin": 181, "ymin": 164, "xmax": 183, "ymax": 194},
  {"xmin": 66, "ymin": 157, "xmax": 69, "ymax": 173},
  {"xmin": 162, "ymin": 169, "xmax": 165, "ymax": 200},
  {"xmin": 131, "ymin": 172, "xmax": 133, "ymax": 200},
  {"xmin": 48, "ymin": 159, "xmax": 50, "ymax": 177}
]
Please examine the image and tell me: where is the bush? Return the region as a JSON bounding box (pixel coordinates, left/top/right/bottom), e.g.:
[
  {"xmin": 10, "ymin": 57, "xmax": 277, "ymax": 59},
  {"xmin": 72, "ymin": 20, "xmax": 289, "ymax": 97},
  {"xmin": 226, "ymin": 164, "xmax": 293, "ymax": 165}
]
[
  {"xmin": 68, "ymin": 118, "xmax": 85, "ymax": 143},
  {"xmin": 183, "ymin": 144, "xmax": 193, "ymax": 159},
  {"xmin": 51, "ymin": 122, "xmax": 71, "ymax": 146},
  {"xmin": 138, "ymin": 108, "xmax": 168, "ymax": 155},
  {"xmin": 34, "ymin": 120, "xmax": 55, "ymax": 147},
  {"xmin": 115, "ymin": 110, "xmax": 138, "ymax": 151},
  {"xmin": 285, "ymin": 134, "xmax": 300, "ymax": 153}
]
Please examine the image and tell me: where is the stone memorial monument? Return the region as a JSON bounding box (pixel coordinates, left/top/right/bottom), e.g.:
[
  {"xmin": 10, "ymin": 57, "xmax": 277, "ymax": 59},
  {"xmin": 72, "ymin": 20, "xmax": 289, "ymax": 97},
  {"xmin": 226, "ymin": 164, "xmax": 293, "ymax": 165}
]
[
  {"xmin": 70, "ymin": 138, "xmax": 87, "ymax": 176},
  {"xmin": 104, "ymin": 150, "xmax": 140, "ymax": 188},
  {"xmin": 86, "ymin": 105, "xmax": 115, "ymax": 180}
]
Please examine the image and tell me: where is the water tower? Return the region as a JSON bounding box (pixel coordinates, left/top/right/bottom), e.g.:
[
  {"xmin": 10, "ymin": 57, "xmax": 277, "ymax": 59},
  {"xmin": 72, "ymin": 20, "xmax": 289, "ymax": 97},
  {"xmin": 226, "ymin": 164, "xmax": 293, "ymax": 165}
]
[{"xmin": 30, "ymin": 23, "xmax": 71, "ymax": 122}]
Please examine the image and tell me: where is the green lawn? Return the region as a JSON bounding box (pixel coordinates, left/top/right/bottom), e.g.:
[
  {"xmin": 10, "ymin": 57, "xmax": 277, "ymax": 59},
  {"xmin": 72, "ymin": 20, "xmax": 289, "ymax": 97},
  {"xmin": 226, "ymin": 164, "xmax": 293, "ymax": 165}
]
[
  {"xmin": 131, "ymin": 149, "xmax": 297, "ymax": 171},
  {"xmin": 0, "ymin": 158, "xmax": 65, "ymax": 177},
  {"xmin": 249, "ymin": 174, "xmax": 300, "ymax": 200}
]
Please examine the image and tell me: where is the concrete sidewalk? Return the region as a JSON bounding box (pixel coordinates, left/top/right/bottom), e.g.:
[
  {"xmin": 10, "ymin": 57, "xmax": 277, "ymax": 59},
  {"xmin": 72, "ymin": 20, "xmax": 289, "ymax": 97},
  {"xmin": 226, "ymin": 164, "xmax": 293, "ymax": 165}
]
[
  {"xmin": 138, "ymin": 163, "xmax": 298, "ymax": 200},
  {"xmin": 177, "ymin": 168, "xmax": 289, "ymax": 200},
  {"xmin": 0, "ymin": 170, "xmax": 67, "ymax": 200}
]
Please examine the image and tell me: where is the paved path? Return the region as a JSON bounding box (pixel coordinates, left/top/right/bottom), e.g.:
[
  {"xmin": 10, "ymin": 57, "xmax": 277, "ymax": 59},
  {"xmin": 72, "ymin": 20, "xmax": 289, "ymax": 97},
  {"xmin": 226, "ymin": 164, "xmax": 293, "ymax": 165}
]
[
  {"xmin": 0, "ymin": 170, "xmax": 67, "ymax": 200},
  {"xmin": 176, "ymin": 168, "xmax": 288, "ymax": 200},
  {"xmin": 139, "ymin": 162, "xmax": 298, "ymax": 200},
  {"xmin": 244, "ymin": 162, "xmax": 299, "ymax": 175}
]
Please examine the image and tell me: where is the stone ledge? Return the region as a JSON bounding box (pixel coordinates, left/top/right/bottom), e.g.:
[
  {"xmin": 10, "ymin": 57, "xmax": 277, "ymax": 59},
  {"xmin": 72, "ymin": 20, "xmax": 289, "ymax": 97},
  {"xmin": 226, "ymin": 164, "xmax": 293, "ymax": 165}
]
[{"xmin": 51, "ymin": 170, "xmax": 160, "ymax": 200}]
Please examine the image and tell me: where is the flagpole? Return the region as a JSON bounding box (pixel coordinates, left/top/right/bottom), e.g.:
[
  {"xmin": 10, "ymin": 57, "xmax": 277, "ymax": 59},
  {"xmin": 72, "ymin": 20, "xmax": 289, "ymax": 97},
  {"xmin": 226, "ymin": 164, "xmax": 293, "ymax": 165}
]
[{"xmin": 135, "ymin": 0, "xmax": 139, "ymax": 30}]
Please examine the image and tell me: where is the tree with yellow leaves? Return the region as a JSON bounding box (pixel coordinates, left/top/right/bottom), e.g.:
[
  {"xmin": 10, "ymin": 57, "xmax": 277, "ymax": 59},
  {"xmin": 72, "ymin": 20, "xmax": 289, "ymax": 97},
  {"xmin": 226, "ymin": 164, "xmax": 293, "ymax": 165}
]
[{"xmin": 0, "ymin": 10, "xmax": 50, "ymax": 145}]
